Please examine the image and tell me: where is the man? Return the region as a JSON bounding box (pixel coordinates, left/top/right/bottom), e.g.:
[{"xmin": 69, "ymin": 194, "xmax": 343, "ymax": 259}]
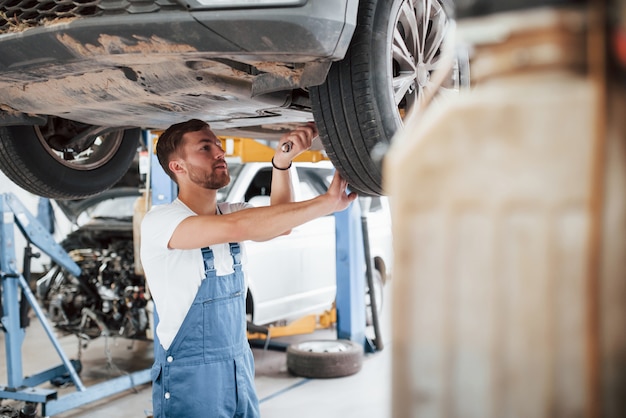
[{"xmin": 140, "ymin": 119, "xmax": 357, "ymax": 417}]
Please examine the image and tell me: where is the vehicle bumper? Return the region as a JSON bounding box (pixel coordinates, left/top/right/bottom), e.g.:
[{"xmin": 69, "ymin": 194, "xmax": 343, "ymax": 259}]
[{"xmin": 0, "ymin": 0, "xmax": 358, "ymax": 73}]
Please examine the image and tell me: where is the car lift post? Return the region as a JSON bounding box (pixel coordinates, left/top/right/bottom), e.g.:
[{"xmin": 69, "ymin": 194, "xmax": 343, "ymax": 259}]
[
  {"xmin": 0, "ymin": 193, "xmax": 151, "ymax": 416},
  {"xmin": 334, "ymin": 199, "xmax": 378, "ymax": 352},
  {"xmin": 359, "ymin": 197, "xmax": 384, "ymax": 352}
]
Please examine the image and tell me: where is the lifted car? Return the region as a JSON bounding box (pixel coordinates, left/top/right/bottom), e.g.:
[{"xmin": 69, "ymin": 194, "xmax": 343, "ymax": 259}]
[{"xmin": 0, "ymin": 0, "xmax": 467, "ymax": 198}]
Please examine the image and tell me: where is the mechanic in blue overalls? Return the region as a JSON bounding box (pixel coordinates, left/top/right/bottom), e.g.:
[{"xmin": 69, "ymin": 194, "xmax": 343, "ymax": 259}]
[{"xmin": 140, "ymin": 119, "xmax": 356, "ymax": 417}]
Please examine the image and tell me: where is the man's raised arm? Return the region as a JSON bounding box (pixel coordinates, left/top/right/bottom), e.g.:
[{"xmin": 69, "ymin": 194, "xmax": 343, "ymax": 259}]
[{"xmin": 169, "ymin": 171, "xmax": 356, "ymax": 249}]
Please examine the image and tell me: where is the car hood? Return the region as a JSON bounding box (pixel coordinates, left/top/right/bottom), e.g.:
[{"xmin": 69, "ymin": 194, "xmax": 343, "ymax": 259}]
[{"xmin": 55, "ymin": 187, "xmax": 142, "ymax": 224}]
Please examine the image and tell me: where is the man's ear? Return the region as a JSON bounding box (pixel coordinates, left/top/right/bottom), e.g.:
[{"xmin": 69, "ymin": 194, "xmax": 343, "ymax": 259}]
[{"xmin": 169, "ymin": 160, "xmax": 185, "ymax": 176}]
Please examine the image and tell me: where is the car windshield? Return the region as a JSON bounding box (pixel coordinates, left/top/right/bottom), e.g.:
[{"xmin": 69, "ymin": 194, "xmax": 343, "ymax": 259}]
[{"xmin": 296, "ymin": 166, "xmax": 335, "ymax": 196}]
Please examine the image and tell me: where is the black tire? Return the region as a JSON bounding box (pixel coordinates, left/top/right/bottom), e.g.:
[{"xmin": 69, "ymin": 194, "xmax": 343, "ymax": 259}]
[
  {"xmin": 286, "ymin": 339, "xmax": 364, "ymax": 378},
  {"xmin": 311, "ymin": 0, "xmax": 458, "ymax": 196},
  {"xmin": 0, "ymin": 121, "xmax": 140, "ymax": 199}
]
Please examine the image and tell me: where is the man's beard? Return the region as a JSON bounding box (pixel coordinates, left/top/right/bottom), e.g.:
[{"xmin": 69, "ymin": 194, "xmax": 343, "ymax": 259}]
[{"xmin": 188, "ymin": 163, "xmax": 230, "ymax": 190}]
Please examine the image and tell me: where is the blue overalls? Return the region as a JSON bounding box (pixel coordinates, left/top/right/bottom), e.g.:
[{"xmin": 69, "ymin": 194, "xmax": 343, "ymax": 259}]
[{"xmin": 151, "ymin": 243, "xmax": 260, "ymax": 417}]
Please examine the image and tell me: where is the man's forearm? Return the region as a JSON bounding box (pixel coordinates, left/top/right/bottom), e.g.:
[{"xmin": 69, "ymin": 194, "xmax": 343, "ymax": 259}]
[
  {"xmin": 171, "ymin": 195, "xmax": 333, "ymax": 249},
  {"xmin": 270, "ymin": 124, "xmax": 314, "ymax": 205},
  {"xmin": 170, "ymin": 170, "xmax": 354, "ymax": 250},
  {"xmin": 234, "ymin": 196, "xmax": 329, "ymax": 242},
  {"xmin": 270, "ymin": 167, "xmax": 294, "ymax": 205}
]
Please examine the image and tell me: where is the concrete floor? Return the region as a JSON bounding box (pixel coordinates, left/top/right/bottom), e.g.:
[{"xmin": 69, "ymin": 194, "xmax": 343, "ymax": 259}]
[{"xmin": 0, "ymin": 285, "xmax": 392, "ymax": 418}]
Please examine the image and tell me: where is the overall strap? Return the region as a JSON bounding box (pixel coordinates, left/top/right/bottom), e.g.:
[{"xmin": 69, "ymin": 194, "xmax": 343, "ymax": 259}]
[
  {"xmin": 229, "ymin": 242, "xmax": 241, "ymax": 266},
  {"xmin": 201, "ymin": 247, "xmax": 215, "ymax": 270},
  {"xmin": 216, "ymin": 205, "xmax": 241, "ymax": 267}
]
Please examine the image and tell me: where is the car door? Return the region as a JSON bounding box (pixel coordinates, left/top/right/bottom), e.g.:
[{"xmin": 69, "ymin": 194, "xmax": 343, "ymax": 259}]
[{"xmin": 241, "ymin": 163, "xmax": 336, "ymax": 325}]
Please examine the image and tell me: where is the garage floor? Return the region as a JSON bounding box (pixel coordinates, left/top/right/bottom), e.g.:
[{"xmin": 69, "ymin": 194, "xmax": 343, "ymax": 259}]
[{"xmin": 0, "ymin": 284, "xmax": 393, "ymax": 418}]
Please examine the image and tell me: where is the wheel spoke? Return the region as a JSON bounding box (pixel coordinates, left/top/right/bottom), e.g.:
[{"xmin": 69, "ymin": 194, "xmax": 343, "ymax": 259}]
[
  {"xmin": 418, "ymin": 82, "xmax": 437, "ymax": 107},
  {"xmin": 425, "ymin": 10, "xmax": 448, "ymax": 64},
  {"xmin": 393, "ymin": 72, "xmax": 416, "ymax": 105},
  {"xmin": 400, "ymin": 1, "xmax": 420, "ymax": 58},
  {"xmin": 393, "ymin": 28, "xmax": 416, "ymax": 71},
  {"xmin": 421, "ymin": 0, "xmax": 432, "ymax": 57},
  {"xmin": 425, "ymin": 53, "xmax": 440, "ymax": 71},
  {"xmin": 416, "ymin": 83, "xmax": 427, "ymax": 108}
]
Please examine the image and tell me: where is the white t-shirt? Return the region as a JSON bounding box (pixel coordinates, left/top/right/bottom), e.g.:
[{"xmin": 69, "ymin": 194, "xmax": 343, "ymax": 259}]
[{"xmin": 140, "ymin": 199, "xmax": 251, "ymax": 350}]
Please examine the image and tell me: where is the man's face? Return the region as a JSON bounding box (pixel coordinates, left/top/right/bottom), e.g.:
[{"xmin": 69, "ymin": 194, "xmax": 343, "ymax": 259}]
[{"xmin": 178, "ymin": 127, "xmax": 230, "ymax": 190}]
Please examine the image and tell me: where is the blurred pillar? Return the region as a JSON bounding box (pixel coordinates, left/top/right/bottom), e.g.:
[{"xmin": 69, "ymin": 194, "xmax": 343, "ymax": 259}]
[
  {"xmin": 334, "ymin": 201, "xmax": 367, "ymax": 346},
  {"xmin": 386, "ymin": 4, "xmax": 624, "ymax": 418}
]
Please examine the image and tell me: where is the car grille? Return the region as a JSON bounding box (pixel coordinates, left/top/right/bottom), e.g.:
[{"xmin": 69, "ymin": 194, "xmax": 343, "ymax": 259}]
[{"xmin": 0, "ymin": 0, "xmax": 185, "ymax": 33}]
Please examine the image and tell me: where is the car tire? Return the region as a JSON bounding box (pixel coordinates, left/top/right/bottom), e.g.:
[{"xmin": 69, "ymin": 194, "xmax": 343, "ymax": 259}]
[
  {"xmin": 286, "ymin": 339, "xmax": 364, "ymax": 378},
  {"xmin": 310, "ymin": 0, "xmax": 459, "ymax": 196},
  {"xmin": 0, "ymin": 122, "xmax": 140, "ymax": 199}
]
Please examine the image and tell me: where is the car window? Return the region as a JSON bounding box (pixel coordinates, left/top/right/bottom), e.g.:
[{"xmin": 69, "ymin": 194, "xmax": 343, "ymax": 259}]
[
  {"xmin": 296, "ymin": 167, "xmax": 336, "ymax": 215},
  {"xmin": 369, "ymin": 197, "xmax": 382, "ymax": 212},
  {"xmin": 296, "ymin": 167, "xmax": 334, "ymax": 196},
  {"xmin": 244, "ymin": 167, "xmax": 273, "ymax": 202}
]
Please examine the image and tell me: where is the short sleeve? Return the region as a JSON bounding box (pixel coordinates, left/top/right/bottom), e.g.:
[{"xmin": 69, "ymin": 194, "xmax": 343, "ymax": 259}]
[{"xmin": 140, "ymin": 203, "xmax": 194, "ymax": 260}]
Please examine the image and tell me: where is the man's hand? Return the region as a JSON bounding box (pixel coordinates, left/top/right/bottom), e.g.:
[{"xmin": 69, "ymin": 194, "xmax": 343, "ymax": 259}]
[
  {"xmin": 273, "ymin": 123, "xmax": 317, "ymax": 169},
  {"xmin": 325, "ymin": 171, "xmax": 358, "ymax": 213}
]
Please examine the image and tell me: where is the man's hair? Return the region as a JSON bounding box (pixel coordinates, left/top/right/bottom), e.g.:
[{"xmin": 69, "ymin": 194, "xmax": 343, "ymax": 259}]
[{"xmin": 156, "ymin": 119, "xmax": 210, "ymax": 183}]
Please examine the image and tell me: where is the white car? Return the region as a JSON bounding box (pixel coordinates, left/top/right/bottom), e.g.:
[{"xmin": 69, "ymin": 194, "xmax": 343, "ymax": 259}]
[
  {"xmin": 37, "ymin": 161, "xmax": 393, "ymax": 340},
  {"xmin": 222, "ymin": 160, "xmax": 393, "ymax": 326}
]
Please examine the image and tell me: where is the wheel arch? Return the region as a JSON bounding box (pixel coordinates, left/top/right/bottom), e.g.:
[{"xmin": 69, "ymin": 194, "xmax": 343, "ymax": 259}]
[
  {"xmin": 373, "ymin": 255, "xmax": 388, "ymax": 284},
  {"xmin": 246, "ymin": 288, "xmax": 255, "ymax": 322}
]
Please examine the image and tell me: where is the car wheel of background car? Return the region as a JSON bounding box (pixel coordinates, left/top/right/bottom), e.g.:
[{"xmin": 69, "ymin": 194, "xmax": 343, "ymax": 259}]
[
  {"xmin": 286, "ymin": 339, "xmax": 364, "ymax": 378},
  {"xmin": 310, "ymin": 0, "xmax": 462, "ymax": 196},
  {"xmin": 0, "ymin": 119, "xmax": 140, "ymax": 199}
]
